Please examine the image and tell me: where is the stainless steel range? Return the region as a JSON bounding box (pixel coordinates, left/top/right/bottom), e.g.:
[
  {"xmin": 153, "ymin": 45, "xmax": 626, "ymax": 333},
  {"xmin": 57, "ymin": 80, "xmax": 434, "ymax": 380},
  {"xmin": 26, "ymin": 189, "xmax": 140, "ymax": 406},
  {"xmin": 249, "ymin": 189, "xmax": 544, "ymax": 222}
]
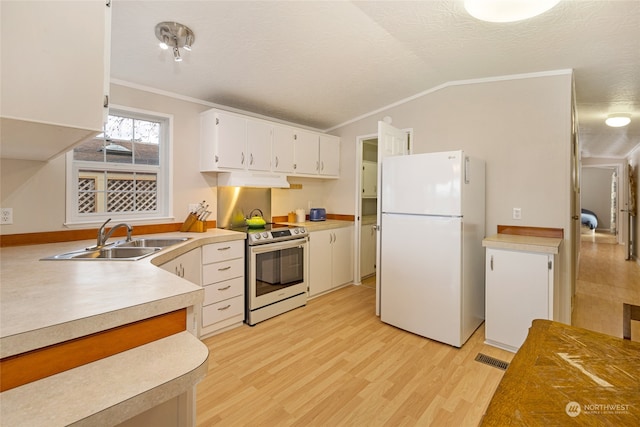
[
  {"xmin": 217, "ymin": 187, "xmax": 308, "ymax": 326},
  {"xmin": 242, "ymin": 224, "xmax": 309, "ymax": 325}
]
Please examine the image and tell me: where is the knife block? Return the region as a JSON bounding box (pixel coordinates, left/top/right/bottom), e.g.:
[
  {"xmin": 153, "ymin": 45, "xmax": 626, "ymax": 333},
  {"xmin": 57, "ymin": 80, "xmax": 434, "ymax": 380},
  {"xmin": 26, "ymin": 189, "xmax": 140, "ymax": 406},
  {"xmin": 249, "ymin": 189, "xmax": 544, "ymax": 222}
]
[{"xmin": 180, "ymin": 213, "xmax": 207, "ymax": 233}]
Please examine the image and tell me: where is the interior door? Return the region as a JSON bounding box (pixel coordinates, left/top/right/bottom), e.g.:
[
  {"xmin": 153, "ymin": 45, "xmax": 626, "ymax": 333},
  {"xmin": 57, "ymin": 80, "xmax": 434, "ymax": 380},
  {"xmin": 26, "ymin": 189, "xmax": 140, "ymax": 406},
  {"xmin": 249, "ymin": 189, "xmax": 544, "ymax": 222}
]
[
  {"xmin": 375, "ymin": 121, "xmax": 409, "ymax": 316},
  {"xmin": 623, "ymin": 163, "xmax": 634, "ymax": 259}
]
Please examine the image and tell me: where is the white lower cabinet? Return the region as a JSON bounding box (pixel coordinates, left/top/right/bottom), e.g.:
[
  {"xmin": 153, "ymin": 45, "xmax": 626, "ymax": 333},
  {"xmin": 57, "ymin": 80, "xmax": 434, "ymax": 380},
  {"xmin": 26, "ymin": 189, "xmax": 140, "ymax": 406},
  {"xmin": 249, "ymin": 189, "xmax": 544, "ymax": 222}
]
[
  {"xmin": 160, "ymin": 249, "xmax": 201, "ymax": 285},
  {"xmin": 485, "ymin": 247, "xmax": 557, "ymax": 352},
  {"xmin": 200, "ymin": 241, "xmax": 245, "ymax": 338},
  {"xmin": 309, "ymin": 227, "xmax": 353, "ymax": 297},
  {"xmin": 360, "ymin": 223, "xmax": 376, "ymax": 279}
]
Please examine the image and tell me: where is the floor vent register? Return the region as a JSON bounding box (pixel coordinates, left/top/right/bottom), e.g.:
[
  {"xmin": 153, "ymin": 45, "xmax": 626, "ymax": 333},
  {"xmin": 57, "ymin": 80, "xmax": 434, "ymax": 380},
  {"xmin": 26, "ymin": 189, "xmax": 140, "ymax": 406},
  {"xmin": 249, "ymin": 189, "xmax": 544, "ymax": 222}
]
[{"xmin": 474, "ymin": 353, "xmax": 509, "ymax": 370}]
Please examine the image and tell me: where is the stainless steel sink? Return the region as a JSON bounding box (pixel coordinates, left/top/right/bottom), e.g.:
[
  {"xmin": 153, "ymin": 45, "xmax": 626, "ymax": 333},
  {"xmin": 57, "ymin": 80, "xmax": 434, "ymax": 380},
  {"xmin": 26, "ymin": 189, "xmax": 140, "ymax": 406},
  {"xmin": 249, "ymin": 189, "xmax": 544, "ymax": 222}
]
[
  {"xmin": 116, "ymin": 237, "xmax": 190, "ymax": 248},
  {"xmin": 41, "ymin": 237, "xmax": 189, "ymax": 261},
  {"xmin": 44, "ymin": 247, "xmax": 161, "ymax": 261}
]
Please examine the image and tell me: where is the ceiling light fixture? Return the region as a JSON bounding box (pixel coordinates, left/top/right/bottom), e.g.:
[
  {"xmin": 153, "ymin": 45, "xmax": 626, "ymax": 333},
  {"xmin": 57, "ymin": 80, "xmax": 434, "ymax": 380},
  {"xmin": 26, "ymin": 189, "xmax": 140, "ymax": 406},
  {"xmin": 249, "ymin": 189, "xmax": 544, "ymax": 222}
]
[
  {"xmin": 154, "ymin": 21, "xmax": 195, "ymax": 62},
  {"xmin": 464, "ymin": 0, "xmax": 562, "ymax": 23},
  {"xmin": 605, "ymin": 113, "xmax": 631, "ymax": 128}
]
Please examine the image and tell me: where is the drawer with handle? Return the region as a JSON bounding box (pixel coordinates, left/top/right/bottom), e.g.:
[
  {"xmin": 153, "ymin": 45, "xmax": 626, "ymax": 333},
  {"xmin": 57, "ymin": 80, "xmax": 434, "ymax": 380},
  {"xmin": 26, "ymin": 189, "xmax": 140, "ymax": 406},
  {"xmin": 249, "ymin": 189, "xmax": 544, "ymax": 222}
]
[
  {"xmin": 202, "ymin": 240, "xmax": 244, "ymax": 264},
  {"xmin": 202, "ymin": 257, "xmax": 244, "ymax": 284},
  {"xmin": 202, "ymin": 295, "xmax": 244, "ymax": 327},
  {"xmin": 203, "ymin": 276, "xmax": 244, "ymax": 306}
]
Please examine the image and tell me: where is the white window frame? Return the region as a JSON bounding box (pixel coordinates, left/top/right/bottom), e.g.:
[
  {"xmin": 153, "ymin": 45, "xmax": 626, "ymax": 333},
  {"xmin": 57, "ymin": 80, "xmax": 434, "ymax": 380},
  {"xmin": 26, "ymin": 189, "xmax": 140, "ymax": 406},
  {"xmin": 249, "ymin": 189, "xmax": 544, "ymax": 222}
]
[{"xmin": 65, "ymin": 105, "xmax": 174, "ymax": 227}]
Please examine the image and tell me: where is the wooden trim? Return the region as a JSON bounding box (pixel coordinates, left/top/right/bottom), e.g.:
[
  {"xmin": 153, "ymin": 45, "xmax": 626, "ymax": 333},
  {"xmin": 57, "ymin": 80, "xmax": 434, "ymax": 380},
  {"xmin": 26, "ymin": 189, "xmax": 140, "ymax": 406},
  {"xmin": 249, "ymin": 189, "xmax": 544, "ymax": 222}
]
[
  {"xmin": 497, "ymin": 225, "xmax": 563, "ymax": 239},
  {"xmin": 327, "ymin": 214, "xmax": 355, "ymax": 221},
  {"xmin": 0, "ymin": 221, "xmax": 217, "ymax": 248},
  {"xmin": 0, "ymin": 309, "xmax": 186, "ymax": 392}
]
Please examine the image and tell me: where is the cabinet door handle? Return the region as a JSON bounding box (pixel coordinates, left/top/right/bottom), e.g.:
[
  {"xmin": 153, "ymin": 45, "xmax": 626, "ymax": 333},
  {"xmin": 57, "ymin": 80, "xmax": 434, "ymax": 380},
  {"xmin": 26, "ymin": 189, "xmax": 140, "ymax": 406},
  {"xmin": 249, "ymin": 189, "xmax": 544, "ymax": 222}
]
[
  {"xmin": 218, "ymin": 285, "xmax": 231, "ymax": 291},
  {"xmin": 490, "ymin": 255, "xmax": 494, "ymax": 271},
  {"xmin": 218, "ymin": 304, "xmax": 231, "ymax": 311},
  {"xmin": 321, "ymin": 161, "xmax": 325, "ymax": 171},
  {"xmin": 275, "ymin": 156, "xmax": 279, "ymax": 168},
  {"xmin": 241, "ymin": 152, "xmax": 245, "ymax": 165},
  {"xmin": 250, "ymin": 153, "xmax": 254, "ymax": 165},
  {"xmin": 218, "ymin": 266, "xmax": 231, "ymax": 271},
  {"xmin": 316, "ymin": 161, "xmax": 320, "ymax": 171},
  {"xmin": 217, "ymin": 246, "xmax": 231, "ymax": 251}
]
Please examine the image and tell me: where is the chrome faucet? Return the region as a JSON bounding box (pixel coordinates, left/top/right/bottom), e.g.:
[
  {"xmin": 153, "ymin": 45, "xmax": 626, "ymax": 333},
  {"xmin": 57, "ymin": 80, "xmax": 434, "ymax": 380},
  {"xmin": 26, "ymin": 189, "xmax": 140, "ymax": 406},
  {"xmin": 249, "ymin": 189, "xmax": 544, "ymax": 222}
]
[{"xmin": 96, "ymin": 218, "xmax": 133, "ymax": 248}]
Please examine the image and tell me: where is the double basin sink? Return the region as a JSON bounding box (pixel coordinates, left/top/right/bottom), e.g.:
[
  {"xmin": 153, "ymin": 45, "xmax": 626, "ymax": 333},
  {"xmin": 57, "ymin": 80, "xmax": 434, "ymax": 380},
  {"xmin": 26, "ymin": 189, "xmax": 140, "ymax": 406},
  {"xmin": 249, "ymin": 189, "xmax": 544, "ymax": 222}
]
[{"xmin": 43, "ymin": 238, "xmax": 190, "ymax": 261}]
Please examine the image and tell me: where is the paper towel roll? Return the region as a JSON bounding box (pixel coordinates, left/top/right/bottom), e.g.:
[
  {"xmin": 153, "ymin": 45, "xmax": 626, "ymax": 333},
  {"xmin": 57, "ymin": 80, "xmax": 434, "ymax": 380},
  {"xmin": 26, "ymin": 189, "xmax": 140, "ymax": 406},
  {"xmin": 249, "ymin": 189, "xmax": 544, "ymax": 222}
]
[{"xmin": 296, "ymin": 209, "xmax": 305, "ymax": 223}]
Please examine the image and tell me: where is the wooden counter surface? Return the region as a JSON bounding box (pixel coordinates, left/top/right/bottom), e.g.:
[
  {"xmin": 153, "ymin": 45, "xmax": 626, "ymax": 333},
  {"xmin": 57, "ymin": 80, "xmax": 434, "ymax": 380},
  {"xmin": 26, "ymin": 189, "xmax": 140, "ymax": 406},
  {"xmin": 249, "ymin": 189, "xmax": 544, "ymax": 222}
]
[{"xmin": 481, "ymin": 319, "xmax": 640, "ymax": 425}]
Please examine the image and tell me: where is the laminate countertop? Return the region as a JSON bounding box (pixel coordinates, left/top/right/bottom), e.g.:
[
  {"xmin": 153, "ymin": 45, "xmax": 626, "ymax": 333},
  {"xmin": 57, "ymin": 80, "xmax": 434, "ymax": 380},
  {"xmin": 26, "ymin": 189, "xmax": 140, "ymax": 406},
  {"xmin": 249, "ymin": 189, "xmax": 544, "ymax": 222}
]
[
  {"xmin": 277, "ymin": 219, "xmax": 354, "ymax": 232},
  {"xmin": 0, "ymin": 228, "xmax": 245, "ymax": 426},
  {"xmin": 482, "ymin": 319, "xmax": 640, "ymax": 425},
  {"xmin": 482, "ymin": 233, "xmax": 562, "ymax": 254}
]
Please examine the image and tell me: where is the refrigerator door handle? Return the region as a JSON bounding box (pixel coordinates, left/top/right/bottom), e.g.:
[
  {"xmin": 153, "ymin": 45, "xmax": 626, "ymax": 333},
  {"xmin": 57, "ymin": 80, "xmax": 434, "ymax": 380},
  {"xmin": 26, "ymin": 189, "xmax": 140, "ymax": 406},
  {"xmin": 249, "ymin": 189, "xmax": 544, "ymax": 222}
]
[{"xmin": 464, "ymin": 156, "xmax": 470, "ymax": 184}]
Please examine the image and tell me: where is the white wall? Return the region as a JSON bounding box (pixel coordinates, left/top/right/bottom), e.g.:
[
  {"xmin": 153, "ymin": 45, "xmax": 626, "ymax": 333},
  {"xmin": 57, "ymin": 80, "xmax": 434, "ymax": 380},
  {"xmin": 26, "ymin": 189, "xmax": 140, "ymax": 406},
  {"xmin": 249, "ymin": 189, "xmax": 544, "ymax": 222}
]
[
  {"xmin": 0, "ymin": 83, "xmax": 217, "ymax": 233},
  {"xmin": 329, "ymin": 72, "xmax": 574, "ymax": 323}
]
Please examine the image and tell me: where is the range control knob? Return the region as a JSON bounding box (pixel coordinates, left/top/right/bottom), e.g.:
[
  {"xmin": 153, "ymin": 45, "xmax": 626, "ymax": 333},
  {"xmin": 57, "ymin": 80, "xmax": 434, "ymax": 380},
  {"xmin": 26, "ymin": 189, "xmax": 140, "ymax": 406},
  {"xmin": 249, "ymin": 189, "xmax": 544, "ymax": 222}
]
[
  {"xmin": 254, "ymin": 234, "xmax": 261, "ymax": 240},
  {"xmin": 299, "ymin": 227, "xmax": 306, "ymax": 233},
  {"xmin": 262, "ymin": 232, "xmax": 269, "ymax": 238},
  {"xmin": 293, "ymin": 228, "xmax": 299, "ymax": 234}
]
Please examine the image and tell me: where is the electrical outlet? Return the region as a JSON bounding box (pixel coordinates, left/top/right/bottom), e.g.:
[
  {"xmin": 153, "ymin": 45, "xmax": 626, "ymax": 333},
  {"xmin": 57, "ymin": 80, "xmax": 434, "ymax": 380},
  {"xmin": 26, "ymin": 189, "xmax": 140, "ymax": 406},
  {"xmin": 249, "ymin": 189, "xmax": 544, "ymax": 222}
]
[
  {"xmin": 1, "ymin": 208, "xmax": 14, "ymax": 225},
  {"xmin": 513, "ymin": 207, "xmax": 522, "ymax": 220}
]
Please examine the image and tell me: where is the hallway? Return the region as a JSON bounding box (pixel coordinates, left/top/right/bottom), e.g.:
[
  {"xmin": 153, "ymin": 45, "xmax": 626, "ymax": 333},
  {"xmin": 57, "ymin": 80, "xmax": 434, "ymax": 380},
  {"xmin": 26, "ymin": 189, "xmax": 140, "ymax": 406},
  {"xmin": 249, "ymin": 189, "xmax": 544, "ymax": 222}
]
[{"xmin": 573, "ymin": 231, "xmax": 640, "ymax": 341}]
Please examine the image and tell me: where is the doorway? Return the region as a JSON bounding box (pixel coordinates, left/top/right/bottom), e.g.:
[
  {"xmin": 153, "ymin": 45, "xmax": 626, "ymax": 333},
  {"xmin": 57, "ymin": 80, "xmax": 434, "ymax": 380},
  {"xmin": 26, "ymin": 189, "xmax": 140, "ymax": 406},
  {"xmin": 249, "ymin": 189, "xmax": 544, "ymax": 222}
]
[
  {"xmin": 357, "ymin": 136, "xmax": 378, "ymax": 285},
  {"xmin": 581, "ymin": 166, "xmax": 617, "ymax": 234}
]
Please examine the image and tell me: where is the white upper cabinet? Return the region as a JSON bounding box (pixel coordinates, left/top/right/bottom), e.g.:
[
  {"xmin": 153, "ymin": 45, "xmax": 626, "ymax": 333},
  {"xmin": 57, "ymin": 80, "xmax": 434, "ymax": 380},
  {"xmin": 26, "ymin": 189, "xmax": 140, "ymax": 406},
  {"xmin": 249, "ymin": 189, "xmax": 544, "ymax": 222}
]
[
  {"xmin": 272, "ymin": 126, "xmax": 295, "ymax": 173},
  {"xmin": 246, "ymin": 120, "xmax": 272, "ymax": 172},
  {"xmin": 319, "ymin": 134, "xmax": 340, "ymax": 177},
  {"xmin": 0, "ymin": 0, "xmax": 111, "ymax": 161},
  {"xmin": 201, "ymin": 110, "xmax": 272, "ymax": 172},
  {"xmin": 294, "ymin": 131, "xmax": 320, "ymax": 175},
  {"xmin": 200, "ymin": 107, "xmax": 339, "ymax": 178},
  {"xmin": 294, "ymin": 132, "xmax": 340, "ymax": 178},
  {"xmin": 362, "ymin": 160, "xmax": 378, "ymax": 198}
]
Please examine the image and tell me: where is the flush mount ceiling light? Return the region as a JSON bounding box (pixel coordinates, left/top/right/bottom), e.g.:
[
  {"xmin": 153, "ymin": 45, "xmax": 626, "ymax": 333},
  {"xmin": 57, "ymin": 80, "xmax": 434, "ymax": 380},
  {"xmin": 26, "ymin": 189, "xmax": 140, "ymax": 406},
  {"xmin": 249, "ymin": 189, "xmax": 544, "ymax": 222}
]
[
  {"xmin": 605, "ymin": 113, "xmax": 631, "ymax": 128},
  {"xmin": 154, "ymin": 21, "xmax": 194, "ymax": 62},
  {"xmin": 464, "ymin": 0, "xmax": 562, "ymax": 23}
]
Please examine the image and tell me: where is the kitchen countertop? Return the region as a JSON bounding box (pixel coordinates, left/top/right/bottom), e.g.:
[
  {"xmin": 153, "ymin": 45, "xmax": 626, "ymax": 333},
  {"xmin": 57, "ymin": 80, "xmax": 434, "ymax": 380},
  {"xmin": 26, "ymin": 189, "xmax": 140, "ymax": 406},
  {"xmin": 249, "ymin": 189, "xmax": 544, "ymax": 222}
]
[
  {"xmin": 278, "ymin": 219, "xmax": 353, "ymax": 232},
  {"xmin": 482, "ymin": 233, "xmax": 562, "ymax": 254},
  {"xmin": 0, "ymin": 228, "xmax": 245, "ymax": 425}
]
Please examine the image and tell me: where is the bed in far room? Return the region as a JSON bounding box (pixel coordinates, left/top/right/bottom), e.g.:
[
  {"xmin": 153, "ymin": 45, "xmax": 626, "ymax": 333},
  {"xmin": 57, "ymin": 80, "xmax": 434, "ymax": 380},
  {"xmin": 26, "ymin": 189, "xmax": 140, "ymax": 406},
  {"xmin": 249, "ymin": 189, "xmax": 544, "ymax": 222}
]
[{"xmin": 581, "ymin": 208, "xmax": 598, "ymax": 230}]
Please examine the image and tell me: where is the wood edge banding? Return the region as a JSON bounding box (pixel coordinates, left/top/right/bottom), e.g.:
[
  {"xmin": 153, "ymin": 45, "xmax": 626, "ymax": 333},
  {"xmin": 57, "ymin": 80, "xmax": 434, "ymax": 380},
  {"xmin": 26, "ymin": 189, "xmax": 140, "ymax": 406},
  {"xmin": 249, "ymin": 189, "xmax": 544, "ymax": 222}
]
[
  {"xmin": 0, "ymin": 309, "xmax": 187, "ymax": 392},
  {"xmin": 497, "ymin": 225, "xmax": 563, "ymax": 239}
]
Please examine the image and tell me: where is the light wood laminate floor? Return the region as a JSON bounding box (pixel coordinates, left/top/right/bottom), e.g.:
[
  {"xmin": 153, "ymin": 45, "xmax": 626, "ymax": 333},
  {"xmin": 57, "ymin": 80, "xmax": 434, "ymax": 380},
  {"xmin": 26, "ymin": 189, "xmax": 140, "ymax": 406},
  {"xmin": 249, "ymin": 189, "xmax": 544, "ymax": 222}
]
[
  {"xmin": 574, "ymin": 233, "xmax": 640, "ymax": 340},
  {"xmin": 197, "ymin": 285, "xmax": 513, "ymax": 426},
  {"xmin": 196, "ymin": 236, "xmax": 639, "ymax": 426}
]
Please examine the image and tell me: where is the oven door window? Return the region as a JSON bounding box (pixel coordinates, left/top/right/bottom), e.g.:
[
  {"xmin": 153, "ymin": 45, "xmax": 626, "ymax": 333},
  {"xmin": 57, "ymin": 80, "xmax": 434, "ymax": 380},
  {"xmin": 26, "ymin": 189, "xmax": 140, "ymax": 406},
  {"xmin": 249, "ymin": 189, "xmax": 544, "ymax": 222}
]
[{"xmin": 255, "ymin": 246, "xmax": 304, "ymax": 297}]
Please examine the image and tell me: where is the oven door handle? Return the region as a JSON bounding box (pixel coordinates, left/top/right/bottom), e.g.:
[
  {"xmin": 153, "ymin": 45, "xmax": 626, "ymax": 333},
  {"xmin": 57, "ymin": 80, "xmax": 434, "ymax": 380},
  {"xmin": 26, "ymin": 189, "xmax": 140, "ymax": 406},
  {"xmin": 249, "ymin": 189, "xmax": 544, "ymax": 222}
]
[{"xmin": 249, "ymin": 238, "xmax": 307, "ymax": 254}]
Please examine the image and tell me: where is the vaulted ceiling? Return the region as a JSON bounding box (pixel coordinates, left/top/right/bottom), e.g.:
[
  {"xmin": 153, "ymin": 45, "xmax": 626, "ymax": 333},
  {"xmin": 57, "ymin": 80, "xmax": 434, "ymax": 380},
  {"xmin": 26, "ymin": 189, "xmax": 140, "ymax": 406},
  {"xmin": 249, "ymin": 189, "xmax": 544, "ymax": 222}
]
[{"xmin": 110, "ymin": 1, "xmax": 640, "ymax": 159}]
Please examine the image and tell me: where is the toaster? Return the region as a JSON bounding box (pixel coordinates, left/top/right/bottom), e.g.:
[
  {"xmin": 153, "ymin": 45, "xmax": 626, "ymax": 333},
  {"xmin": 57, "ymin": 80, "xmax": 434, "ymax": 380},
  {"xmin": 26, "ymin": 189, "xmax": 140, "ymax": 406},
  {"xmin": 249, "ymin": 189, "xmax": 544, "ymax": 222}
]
[{"xmin": 309, "ymin": 208, "xmax": 326, "ymax": 221}]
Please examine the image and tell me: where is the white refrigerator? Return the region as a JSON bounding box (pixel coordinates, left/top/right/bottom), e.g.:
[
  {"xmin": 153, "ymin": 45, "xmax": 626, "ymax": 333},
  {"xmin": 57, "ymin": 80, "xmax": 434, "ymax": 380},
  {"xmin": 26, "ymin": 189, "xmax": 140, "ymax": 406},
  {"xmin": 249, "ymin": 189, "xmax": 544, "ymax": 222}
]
[{"xmin": 380, "ymin": 150, "xmax": 485, "ymax": 347}]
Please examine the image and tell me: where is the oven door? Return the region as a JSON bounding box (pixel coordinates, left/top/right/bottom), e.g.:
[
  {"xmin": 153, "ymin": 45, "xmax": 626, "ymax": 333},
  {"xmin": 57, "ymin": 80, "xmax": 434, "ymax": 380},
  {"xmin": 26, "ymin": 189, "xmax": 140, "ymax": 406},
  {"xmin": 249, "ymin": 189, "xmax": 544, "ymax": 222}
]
[{"xmin": 248, "ymin": 238, "xmax": 308, "ymax": 310}]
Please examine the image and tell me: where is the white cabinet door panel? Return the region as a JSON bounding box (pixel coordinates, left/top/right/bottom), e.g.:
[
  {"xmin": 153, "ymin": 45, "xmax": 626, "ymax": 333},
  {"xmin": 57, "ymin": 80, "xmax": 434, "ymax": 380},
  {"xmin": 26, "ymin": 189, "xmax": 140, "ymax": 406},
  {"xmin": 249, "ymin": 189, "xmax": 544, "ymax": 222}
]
[{"xmin": 485, "ymin": 248, "xmax": 550, "ymax": 351}]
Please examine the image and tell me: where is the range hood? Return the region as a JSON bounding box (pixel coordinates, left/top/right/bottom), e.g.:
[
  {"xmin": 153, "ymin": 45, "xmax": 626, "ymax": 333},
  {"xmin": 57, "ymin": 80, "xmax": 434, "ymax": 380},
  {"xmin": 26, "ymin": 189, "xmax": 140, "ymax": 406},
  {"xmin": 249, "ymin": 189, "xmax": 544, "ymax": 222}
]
[{"xmin": 217, "ymin": 171, "xmax": 290, "ymax": 188}]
